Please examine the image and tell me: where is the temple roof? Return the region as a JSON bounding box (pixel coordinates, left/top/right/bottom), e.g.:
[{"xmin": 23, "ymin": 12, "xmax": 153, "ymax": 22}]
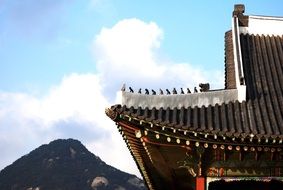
[
  {"xmin": 109, "ymin": 96, "xmax": 283, "ymax": 139},
  {"xmin": 105, "ymin": 5, "xmax": 283, "ymax": 190},
  {"xmin": 109, "ymin": 5, "xmax": 283, "ymax": 139},
  {"xmin": 109, "ymin": 31, "xmax": 283, "ymax": 139}
]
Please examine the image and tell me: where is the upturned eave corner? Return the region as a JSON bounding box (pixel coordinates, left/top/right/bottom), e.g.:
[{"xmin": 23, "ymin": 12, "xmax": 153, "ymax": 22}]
[{"xmin": 105, "ymin": 106, "xmax": 119, "ymax": 121}]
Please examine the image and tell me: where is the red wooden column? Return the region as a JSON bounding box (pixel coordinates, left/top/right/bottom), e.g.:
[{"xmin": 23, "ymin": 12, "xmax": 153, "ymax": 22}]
[
  {"xmin": 196, "ymin": 177, "xmax": 205, "ymax": 190},
  {"xmin": 196, "ymin": 147, "xmax": 206, "ymax": 190}
]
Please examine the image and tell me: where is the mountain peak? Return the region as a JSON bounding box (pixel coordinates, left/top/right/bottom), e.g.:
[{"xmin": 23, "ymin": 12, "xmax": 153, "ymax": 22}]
[{"xmin": 0, "ymin": 139, "xmax": 145, "ymax": 190}]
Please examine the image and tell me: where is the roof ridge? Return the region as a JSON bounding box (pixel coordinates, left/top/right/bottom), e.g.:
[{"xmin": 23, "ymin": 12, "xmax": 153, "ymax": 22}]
[{"xmin": 120, "ymin": 83, "xmax": 211, "ymax": 95}]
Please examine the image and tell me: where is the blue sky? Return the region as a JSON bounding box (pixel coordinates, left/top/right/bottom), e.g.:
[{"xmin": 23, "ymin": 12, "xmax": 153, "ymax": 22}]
[{"xmin": 0, "ymin": 0, "xmax": 283, "ymax": 177}]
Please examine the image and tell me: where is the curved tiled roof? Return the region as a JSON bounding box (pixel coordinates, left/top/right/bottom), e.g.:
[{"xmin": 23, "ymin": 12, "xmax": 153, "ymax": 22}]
[
  {"xmin": 240, "ymin": 34, "xmax": 283, "ymax": 139},
  {"xmin": 109, "ymin": 96, "xmax": 283, "ymax": 140},
  {"xmin": 241, "ymin": 34, "xmax": 283, "ymax": 100},
  {"xmin": 107, "ymin": 34, "xmax": 283, "ymax": 139},
  {"xmin": 109, "ymin": 32, "xmax": 283, "ymax": 140},
  {"xmin": 105, "ymin": 6, "xmax": 283, "ymax": 190}
]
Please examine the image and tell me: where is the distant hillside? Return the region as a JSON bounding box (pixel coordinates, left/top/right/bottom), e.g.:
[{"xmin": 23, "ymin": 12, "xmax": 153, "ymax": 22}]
[{"xmin": 0, "ymin": 139, "xmax": 146, "ymax": 190}]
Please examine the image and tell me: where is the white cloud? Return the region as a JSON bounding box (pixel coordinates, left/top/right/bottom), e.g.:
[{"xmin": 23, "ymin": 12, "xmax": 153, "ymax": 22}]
[
  {"xmin": 0, "ymin": 18, "xmax": 223, "ymax": 178},
  {"xmin": 93, "ymin": 18, "xmax": 223, "ymax": 96},
  {"xmin": 95, "ymin": 18, "xmax": 163, "ymax": 77},
  {"xmin": 34, "ymin": 74, "xmax": 108, "ymax": 126}
]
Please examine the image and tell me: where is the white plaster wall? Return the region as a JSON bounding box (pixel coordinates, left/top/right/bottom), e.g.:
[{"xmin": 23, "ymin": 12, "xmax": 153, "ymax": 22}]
[{"xmin": 240, "ymin": 16, "xmax": 283, "ymax": 36}]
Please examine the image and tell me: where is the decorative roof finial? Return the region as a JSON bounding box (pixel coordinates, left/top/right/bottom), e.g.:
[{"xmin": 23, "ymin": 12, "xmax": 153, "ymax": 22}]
[
  {"xmin": 145, "ymin": 89, "xmax": 149, "ymax": 95},
  {"xmin": 159, "ymin": 89, "xmax": 164, "ymax": 95},
  {"xmin": 199, "ymin": 83, "xmax": 210, "ymax": 92},
  {"xmin": 121, "ymin": 84, "xmax": 126, "ymax": 91},
  {"xmin": 172, "ymin": 88, "xmax": 177, "ymax": 94},
  {"xmin": 138, "ymin": 88, "xmax": 142, "ymax": 94},
  {"xmin": 233, "ymin": 4, "xmax": 245, "ymax": 16},
  {"xmin": 187, "ymin": 88, "xmax": 191, "ymax": 94},
  {"xmin": 152, "ymin": 89, "xmax": 156, "ymax": 95},
  {"xmin": 129, "ymin": 87, "xmax": 134, "ymax": 93},
  {"xmin": 180, "ymin": 88, "xmax": 184, "ymax": 94},
  {"xmin": 194, "ymin": 87, "xmax": 198, "ymax": 93},
  {"xmin": 166, "ymin": 89, "xmax": 171, "ymax": 95}
]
